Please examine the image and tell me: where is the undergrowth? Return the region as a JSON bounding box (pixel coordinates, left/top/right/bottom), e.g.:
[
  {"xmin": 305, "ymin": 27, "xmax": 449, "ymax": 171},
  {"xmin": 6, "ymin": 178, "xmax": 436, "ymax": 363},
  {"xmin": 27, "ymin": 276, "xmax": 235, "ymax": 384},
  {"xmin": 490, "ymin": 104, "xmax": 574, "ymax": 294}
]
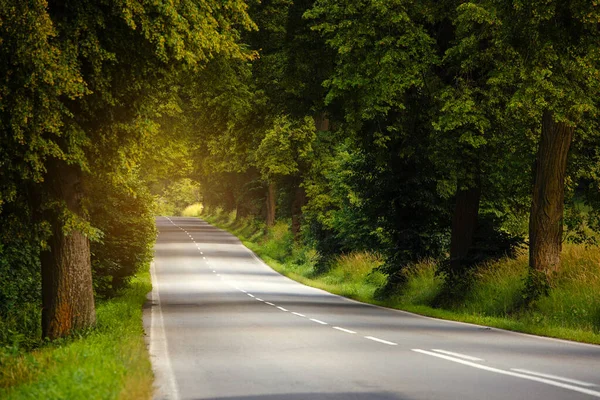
[
  {"xmin": 0, "ymin": 266, "xmax": 153, "ymax": 399},
  {"xmin": 202, "ymin": 207, "xmax": 600, "ymax": 345}
]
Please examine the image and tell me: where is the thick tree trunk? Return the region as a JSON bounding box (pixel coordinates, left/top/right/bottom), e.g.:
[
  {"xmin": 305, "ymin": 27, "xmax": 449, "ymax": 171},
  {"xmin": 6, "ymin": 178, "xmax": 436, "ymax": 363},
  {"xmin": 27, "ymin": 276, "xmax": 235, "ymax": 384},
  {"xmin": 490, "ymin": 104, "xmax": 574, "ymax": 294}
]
[
  {"xmin": 529, "ymin": 112, "xmax": 574, "ymax": 279},
  {"xmin": 449, "ymin": 180, "xmax": 481, "ymax": 273},
  {"xmin": 41, "ymin": 161, "xmax": 96, "ymax": 339},
  {"xmin": 265, "ymin": 181, "xmax": 276, "ymax": 227},
  {"xmin": 291, "ymin": 184, "xmax": 307, "ymax": 240}
]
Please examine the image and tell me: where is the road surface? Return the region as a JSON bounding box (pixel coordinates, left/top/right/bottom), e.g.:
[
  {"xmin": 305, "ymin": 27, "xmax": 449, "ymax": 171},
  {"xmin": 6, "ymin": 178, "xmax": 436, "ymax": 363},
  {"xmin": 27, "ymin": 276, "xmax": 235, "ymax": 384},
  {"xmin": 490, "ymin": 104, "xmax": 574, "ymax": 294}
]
[{"xmin": 144, "ymin": 216, "xmax": 600, "ymax": 400}]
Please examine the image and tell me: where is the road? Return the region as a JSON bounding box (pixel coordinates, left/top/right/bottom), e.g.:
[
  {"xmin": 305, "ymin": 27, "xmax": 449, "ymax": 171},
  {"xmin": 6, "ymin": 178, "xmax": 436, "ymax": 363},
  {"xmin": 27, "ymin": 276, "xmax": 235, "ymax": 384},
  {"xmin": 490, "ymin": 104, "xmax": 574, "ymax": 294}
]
[{"xmin": 145, "ymin": 216, "xmax": 600, "ymax": 400}]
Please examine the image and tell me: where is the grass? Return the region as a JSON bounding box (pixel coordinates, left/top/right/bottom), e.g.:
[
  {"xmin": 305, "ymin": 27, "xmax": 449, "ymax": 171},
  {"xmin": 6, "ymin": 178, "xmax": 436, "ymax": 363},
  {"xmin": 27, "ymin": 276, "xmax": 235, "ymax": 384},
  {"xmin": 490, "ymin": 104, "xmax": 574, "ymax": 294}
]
[
  {"xmin": 0, "ymin": 266, "xmax": 153, "ymax": 399},
  {"xmin": 201, "ymin": 207, "xmax": 600, "ymax": 345}
]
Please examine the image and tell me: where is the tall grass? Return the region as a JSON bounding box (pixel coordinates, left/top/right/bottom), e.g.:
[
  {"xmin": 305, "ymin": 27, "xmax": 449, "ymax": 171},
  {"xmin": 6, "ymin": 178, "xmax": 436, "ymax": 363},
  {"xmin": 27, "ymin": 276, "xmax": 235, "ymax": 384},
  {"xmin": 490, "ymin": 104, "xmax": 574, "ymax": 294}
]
[
  {"xmin": 201, "ymin": 208, "xmax": 600, "ymax": 344},
  {"xmin": 0, "ymin": 267, "xmax": 153, "ymax": 399}
]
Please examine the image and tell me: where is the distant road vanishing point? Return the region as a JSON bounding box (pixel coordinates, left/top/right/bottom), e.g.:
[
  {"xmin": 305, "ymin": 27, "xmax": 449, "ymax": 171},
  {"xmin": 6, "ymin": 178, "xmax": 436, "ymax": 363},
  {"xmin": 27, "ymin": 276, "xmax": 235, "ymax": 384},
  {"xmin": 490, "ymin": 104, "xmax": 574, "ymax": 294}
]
[{"xmin": 144, "ymin": 217, "xmax": 600, "ymax": 400}]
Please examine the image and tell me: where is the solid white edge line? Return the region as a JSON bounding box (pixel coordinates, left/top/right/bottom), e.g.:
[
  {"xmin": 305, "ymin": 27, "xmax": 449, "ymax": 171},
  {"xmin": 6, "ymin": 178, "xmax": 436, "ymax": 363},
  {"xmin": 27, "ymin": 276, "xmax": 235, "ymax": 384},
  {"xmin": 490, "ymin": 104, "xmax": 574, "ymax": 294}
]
[
  {"xmin": 277, "ymin": 306, "xmax": 289, "ymax": 312},
  {"xmin": 149, "ymin": 261, "xmax": 180, "ymax": 400},
  {"xmin": 292, "ymin": 312, "xmax": 306, "ymax": 317},
  {"xmin": 412, "ymin": 349, "xmax": 600, "ymax": 398},
  {"xmin": 511, "ymin": 368, "xmax": 598, "ymax": 387},
  {"xmin": 333, "ymin": 326, "xmax": 356, "ymax": 334},
  {"xmin": 431, "ymin": 349, "xmax": 483, "ymax": 361},
  {"xmin": 310, "ymin": 318, "xmax": 328, "ymax": 325},
  {"xmin": 365, "ymin": 336, "xmax": 397, "ymax": 346}
]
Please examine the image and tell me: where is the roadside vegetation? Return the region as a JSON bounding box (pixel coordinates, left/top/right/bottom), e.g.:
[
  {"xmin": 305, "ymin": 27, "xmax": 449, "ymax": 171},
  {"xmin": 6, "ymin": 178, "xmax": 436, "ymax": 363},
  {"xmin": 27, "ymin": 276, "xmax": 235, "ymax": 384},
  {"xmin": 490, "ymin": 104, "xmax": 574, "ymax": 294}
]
[
  {"xmin": 202, "ymin": 207, "xmax": 600, "ymax": 345},
  {"xmin": 0, "ymin": 266, "xmax": 153, "ymax": 399}
]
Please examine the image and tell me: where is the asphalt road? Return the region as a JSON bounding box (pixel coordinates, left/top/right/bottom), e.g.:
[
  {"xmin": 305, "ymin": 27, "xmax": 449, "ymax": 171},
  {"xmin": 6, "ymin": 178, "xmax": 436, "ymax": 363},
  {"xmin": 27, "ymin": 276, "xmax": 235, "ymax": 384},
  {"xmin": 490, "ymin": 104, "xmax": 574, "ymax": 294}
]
[{"xmin": 144, "ymin": 216, "xmax": 600, "ymax": 400}]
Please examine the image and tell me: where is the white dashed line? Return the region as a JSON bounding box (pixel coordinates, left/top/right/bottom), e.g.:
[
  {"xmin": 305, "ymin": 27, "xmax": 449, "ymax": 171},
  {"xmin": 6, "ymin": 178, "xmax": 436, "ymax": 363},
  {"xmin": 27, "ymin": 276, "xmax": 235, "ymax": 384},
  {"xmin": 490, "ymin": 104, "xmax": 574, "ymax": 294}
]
[
  {"xmin": 511, "ymin": 369, "xmax": 598, "ymax": 387},
  {"xmin": 333, "ymin": 327, "xmax": 356, "ymax": 334},
  {"xmin": 247, "ymin": 294, "xmax": 255, "ymax": 298},
  {"xmin": 432, "ymin": 349, "xmax": 482, "ymax": 361},
  {"xmin": 255, "ymin": 298, "xmax": 264, "ymax": 302},
  {"xmin": 265, "ymin": 302, "xmax": 275, "ymax": 306},
  {"xmin": 365, "ymin": 336, "xmax": 397, "ymax": 346},
  {"xmin": 292, "ymin": 312, "xmax": 306, "ymax": 317},
  {"xmin": 310, "ymin": 318, "xmax": 328, "ymax": 325},
  {"xmin": 277, "ymin": 306, "xmax": 289, "ymax": 312},
  {"xmin": 240, "ymin": 289, "xmax": 247, "ymax": 294}
]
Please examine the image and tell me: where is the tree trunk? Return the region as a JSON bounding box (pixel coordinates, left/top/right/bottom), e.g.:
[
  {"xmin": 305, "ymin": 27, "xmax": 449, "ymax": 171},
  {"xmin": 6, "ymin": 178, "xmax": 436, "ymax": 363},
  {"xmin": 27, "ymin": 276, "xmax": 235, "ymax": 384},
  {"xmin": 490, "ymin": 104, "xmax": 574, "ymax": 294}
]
[
  {"xmin": 265, "ymin": 181, "xmax": 276, "ymax": 227},
  {"xmin": 314, "ymin": 113, "xmax": 330, "ymax": 131},
  {"xmin": 236, "ymin": 198, "xmax": 249, "ymax": 221},
  {"xmin": 224, "ymin": 187, "xmax": 236, "ymax": 211},
  {"xmin": 449, "ymin": 179, "xmax": 481, "ymax": 273},
  {"xmin": 291, "ymin": 183, "xmax": 307, "ymax": 240},
  {"xmin": 529, "ymin": 112, "xmax": 574, "ymax": 280},
  {"xmin": 41, "ymin": 160, "xmax": 96, "ymax": 339}
]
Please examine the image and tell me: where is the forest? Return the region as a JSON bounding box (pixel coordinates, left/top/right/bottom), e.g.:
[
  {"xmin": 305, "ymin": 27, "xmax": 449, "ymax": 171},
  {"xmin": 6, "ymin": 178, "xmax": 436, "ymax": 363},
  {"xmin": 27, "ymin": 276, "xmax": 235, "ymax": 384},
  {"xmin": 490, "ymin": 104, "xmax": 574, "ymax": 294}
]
[{"xmin": 1, "ymin": 1, "xmax": 600, "ymax": 389}]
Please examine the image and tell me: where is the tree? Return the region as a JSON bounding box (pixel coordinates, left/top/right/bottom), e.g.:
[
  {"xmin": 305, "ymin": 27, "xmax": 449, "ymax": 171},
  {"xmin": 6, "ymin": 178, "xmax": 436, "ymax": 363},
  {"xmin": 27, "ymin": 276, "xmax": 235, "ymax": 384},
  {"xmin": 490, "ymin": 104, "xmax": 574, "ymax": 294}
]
[
  {"xmin": 0, "ymin": 0, "xmax": 254, "ymax": 339},
  {"xmin": 454, "ymin": 0, "xmax": 600, "ymax": 296}
]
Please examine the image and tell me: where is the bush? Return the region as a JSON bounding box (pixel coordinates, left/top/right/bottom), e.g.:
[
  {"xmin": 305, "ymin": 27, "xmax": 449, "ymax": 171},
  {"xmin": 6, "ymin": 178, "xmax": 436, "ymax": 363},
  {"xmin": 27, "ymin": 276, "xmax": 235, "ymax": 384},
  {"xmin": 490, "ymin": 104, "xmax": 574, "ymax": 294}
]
[
  {"xmin": 0, "ymin": 208, "xmax": 44, "ymax": 350},
  {"xmin": 87, "ymin": 175, "xmax": 156, "ymax": 298}
]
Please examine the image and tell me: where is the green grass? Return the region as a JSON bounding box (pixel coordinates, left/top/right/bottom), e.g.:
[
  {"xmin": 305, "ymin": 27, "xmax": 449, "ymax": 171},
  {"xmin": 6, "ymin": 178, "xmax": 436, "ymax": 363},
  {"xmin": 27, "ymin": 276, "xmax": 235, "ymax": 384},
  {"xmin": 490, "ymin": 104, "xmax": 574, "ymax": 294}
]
[
  {"xmin": 202, "ymin": 207, "xmax": 600, "ymax": 345},
  {"xmin": 0, "ymin": 267, "xmax": 153, "ymax": 399}
]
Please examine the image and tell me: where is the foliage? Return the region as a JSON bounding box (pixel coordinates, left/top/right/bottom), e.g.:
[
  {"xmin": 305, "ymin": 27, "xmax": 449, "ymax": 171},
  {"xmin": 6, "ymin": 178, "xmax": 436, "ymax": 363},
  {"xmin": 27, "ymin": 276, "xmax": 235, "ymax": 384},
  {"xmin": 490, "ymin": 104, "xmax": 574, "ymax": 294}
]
[
  {"xmin": 0, "ymin": 266, "xmax": 153, "ymax": 399},
  {"xmin": 87, "ymin": 173, "xmax": 156, "ymax": 298}
]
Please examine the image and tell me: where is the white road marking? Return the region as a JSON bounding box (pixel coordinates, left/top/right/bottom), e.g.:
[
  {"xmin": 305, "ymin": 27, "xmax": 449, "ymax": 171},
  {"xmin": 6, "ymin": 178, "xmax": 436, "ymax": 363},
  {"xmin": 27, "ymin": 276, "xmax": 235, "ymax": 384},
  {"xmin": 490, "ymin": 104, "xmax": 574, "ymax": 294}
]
[
  {"xmin": 200, "ymin": 252, "xmax": 203, "ymax": 254},
  {"xmin": 333, "ymin": 327, "xmax": 356, "ymax": 334},
  {"xmin": 413, "ymin": 349, "xmax": 600, "ymax": 398},
  {"xmin": 240, "ymin": 289, "xmax": 247, "ymax": 293},
  {"xmin": 216, "ymin": 274, "xmax": 221, "ymax": 277},
  {"xmin": 277, "ymin": 306, "xmax": 289, "ymax": 312},
  {"xmin": 310, "ymin": 318, "xmax": 328, "ymax": 325},
  {"xmin": 511, "ymin": 369, "xmax": 598, "ymax": 387},
  {"xmin": 432, "ymin": 349, "xmax": 483, "ymax": 361},
  {"xmin": 292, "ymin": 312, "xmax": 306, "ymax": 317},
  {"xmin": 255, "ymin": 298, "xmax": 264, "ymax": 302},
  {"xmin": 247, "ymin": 294, "xmax": 255, "ymax": 298},
  {"xmin": 265, "ymin": 302, "xmax": 275, "ymax": 306},
  {"xmin": 149, "ymin": 262, "xmax": 180, "ymax": 400},
  {"xmin": 202, "ymin": 257, "xmax": 206, "ymax": 259},
  {"xmin": 365, "ymin": 336, "xmax": 397, "ymax": 346}
]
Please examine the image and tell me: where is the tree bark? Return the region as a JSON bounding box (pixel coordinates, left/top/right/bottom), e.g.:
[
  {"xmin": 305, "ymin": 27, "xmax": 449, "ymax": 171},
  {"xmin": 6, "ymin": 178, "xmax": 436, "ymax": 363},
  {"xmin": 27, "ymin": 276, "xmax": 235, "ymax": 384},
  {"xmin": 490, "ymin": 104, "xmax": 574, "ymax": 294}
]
[
  {"xmin": 314, "ymin": 113, "xmax": 330, "ymax": 131},
  {"xmin": 236, "ymin": 198, "xmax": 249, "ymax": 221},
  {"xmin": 265, "ymin": 181, "xmax": 276, "ymax": 227},
  {"xmin": 291, "ymin": 183, "xmax": 307, "ymax": 240},
  {"xmin": 529, "ymin": 112, "xmax": 574, "ymax": 278},
  {"xmin": 449, "ymin": 179, "xmax": 482, "ymax": 273},
  {"xmin": 41, "ymin": 160, "xmax": 96, "ymax": 339}
]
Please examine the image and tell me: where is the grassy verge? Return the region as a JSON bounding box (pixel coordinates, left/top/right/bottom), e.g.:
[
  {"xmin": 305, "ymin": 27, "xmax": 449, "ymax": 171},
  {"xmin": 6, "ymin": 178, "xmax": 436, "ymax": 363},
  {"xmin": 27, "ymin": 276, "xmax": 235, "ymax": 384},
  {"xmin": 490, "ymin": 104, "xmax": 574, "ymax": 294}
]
[
  {"xmin": 202, "ymin": 208, "xmax": 600, "ymax": 345},
  {"xmin": 0, "ymin": 266, "xmax": 153, "ymax": 399}
]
